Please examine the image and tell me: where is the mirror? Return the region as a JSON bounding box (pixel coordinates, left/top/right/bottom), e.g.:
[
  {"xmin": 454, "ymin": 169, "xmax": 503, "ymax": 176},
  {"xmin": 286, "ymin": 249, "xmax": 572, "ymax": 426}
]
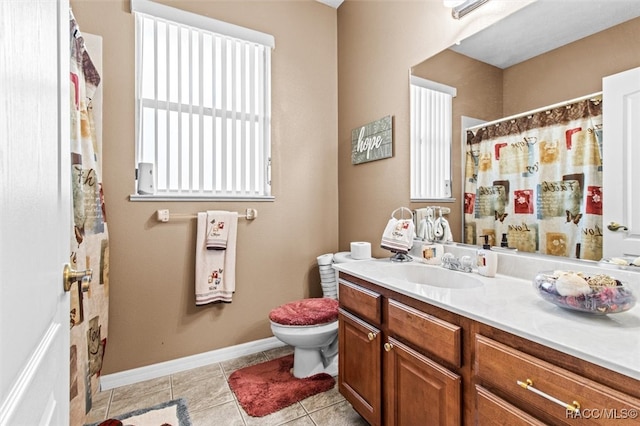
[{"xmin": 411, "ymin": 0, "xmax": 640, "ymax": 262}]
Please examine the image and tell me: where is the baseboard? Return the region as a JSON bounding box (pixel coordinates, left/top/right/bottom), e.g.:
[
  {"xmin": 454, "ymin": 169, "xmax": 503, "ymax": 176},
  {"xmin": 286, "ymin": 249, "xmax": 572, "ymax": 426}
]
[{"xmin": 99, "ymin": 336, "xmax": 285, "ymax": 391}]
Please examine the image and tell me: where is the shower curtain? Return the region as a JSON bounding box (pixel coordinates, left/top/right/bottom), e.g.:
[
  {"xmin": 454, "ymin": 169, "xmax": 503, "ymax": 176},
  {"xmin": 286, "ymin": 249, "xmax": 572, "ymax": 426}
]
[
  {"xmin": 463, "ymin": 96, "xmax": 603, "ymax": 260},
  {"xmin": 69, "ymin": 11, "xmax": 110, "ymax": 424}
]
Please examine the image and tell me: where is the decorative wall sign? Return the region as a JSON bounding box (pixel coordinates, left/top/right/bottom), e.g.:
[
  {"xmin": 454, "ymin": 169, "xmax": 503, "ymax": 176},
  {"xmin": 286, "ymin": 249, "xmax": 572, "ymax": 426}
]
[{"xmin": 351, "ymin": 115, "xmax": 393, "ymax": 164}]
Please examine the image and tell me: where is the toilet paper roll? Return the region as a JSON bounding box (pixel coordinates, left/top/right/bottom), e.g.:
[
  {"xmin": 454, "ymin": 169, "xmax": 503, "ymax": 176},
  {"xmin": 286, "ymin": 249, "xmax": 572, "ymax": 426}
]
[{"xmin": 350, "ymin": 242, "xmax": 371, "ymax": 260}]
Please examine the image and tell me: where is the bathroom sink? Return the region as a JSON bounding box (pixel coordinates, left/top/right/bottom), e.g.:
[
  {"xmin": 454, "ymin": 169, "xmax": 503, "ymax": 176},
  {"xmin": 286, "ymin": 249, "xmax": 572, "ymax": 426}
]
[{"xmin": 367, "ymin": 262, "xmax": 483, "ymax": 289}]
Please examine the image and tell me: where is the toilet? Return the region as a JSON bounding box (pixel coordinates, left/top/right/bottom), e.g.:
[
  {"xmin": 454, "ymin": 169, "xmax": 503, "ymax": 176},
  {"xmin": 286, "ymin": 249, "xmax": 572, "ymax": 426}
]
[
  {"xmin": 269, "ymin": 251, "xmax": 368, "ymax": 378},
  {"xmin": 269, "ymin": 297, "xmax": 339, "ymax": 378}
]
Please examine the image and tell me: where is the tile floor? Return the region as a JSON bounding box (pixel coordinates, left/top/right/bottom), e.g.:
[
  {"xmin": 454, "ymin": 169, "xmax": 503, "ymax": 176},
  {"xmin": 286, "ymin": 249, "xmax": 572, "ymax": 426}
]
[{"xmin": 85, "ymin": 346, "xmax": 369, "ymax": 426}]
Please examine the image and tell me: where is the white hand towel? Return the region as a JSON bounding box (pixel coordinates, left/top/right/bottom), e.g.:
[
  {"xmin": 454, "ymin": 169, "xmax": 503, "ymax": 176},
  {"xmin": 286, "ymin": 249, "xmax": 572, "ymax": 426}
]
[
  {"xmin": 206, "ymin": 210, "xmax": 230, "ymax": 250},
  {"xmin": 434, "ymin": 215, "xmax": 453, "ymax": 243},
  {"xmin": 414, "ymin": 208, "xmax": 430, "ymax": 239},
  {"xmin": 195, "ymin": 211, "xmax": 238, "ymax": 305},
  {"xmin": 381, "ymin": 217, "xmax": 415, "ymax": 253}
]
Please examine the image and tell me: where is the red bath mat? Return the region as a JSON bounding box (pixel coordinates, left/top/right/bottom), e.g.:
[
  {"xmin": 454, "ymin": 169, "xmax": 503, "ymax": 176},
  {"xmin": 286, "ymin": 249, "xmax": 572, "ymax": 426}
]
[{"xmin": 228, "ymin": 354, "xmax": 335, "ymax": 417}]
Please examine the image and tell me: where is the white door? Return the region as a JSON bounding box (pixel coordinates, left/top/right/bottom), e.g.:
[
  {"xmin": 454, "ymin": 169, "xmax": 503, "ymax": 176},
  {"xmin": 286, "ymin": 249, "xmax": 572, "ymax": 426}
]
[
  {"xmin": 602, "ymin": 67, "xmax": 640, "ymax": 258},
  {"xmin": 0, "ymin": 0, "xmax": 71, "ymax": 425}
]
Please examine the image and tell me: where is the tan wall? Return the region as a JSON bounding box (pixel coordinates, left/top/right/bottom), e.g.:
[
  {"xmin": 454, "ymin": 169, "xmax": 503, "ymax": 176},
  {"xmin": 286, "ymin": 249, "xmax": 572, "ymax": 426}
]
[
  {"xmin": 337, "ymin": 0, "xmax": 533, "ymax": 257},
  {"xmin": 70, "ymin": 0, "xmax": 338, "ymax": 374},
  {"xmin": 503, "ymin": 16, "xmax": 640, "ymax": 114},
  {"xmin": 416, "ymin": 16, "xmax": 640, "ymax": 124}
]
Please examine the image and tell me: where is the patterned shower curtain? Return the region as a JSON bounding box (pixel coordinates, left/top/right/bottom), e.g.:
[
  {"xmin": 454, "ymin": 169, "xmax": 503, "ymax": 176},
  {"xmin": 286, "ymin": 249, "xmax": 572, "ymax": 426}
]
[
  {"xmin": 463, "ymin": 96, "xmax": 603, "ymax": 260},
  {"xmin": 69, "ymin": 11, "xmax": 110, "ymax": 424}
]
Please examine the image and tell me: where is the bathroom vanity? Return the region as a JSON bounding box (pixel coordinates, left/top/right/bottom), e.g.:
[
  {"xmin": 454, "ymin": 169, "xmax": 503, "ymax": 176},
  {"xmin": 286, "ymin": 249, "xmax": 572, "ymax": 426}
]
[{"xmin": 334, "ymin": 257, "xmax": 640, "ymax": 425}]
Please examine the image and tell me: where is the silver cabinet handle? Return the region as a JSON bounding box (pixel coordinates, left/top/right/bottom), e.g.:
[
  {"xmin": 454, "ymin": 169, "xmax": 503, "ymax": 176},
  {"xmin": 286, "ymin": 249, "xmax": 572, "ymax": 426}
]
[{"xmin": 517, "ymin": 379, "xmax": 581, "ymax": 414}]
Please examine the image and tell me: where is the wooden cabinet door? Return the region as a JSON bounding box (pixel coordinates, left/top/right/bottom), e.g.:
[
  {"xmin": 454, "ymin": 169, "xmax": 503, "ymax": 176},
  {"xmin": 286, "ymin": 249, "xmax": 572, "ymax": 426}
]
[
  {"xmin": 384, "ymin": 337, "xmax": 461, "ymax": 426},
  {"xmin": 339, "ymin": 309, "xmax": 382, "ymax": 426}
]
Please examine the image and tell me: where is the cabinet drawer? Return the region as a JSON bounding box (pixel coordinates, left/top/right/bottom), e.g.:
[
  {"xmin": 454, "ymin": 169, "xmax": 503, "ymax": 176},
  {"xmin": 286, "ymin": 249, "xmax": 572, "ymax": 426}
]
[
  {"xmin": 339, "ymin": 281, "xmax": 382, "ymax": 325},
  {"xmin": 476, "ymin": 385, "xmax": 546, "ymax": 426},
  {"xmin": 387, "ymin": 299, "xmax": 461, "ymax": 367},
  {"xmin": 475, "ymin": 334, "xmax": 640, "ymax": 425}
]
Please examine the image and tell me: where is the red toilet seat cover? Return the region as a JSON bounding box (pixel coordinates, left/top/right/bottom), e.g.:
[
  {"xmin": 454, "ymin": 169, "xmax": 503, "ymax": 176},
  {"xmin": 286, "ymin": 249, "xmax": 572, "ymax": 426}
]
[{"xmin": 269, "ymin": 298, "xmax": 339, "ymax": 326}]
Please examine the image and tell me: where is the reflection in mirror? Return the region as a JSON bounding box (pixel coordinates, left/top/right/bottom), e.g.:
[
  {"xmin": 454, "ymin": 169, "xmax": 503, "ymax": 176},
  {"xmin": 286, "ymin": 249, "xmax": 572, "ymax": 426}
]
[
  {"xmin": 410, "ymin": 76, "xmax": 455, "ymax": 201},
  {"xmin": 410, "ymin": 0, "xmax": 640, "ymax": 262},
  {"xmin": 462, "ymin": 94, "xmax": 603, "ymax": 260}
]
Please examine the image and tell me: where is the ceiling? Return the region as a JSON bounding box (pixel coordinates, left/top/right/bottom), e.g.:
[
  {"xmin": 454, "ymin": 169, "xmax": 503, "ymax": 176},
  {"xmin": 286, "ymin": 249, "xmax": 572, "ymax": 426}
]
[{"xmin": 449, "ymin": 0, "xmax": 640, "ymax": 69}]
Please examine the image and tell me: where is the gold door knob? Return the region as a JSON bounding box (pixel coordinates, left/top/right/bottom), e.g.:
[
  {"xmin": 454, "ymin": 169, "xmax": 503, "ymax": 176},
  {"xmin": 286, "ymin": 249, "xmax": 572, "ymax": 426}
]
[
  {"xmin": 384, "ymin": 342, "xmax": 394, "ymax": 352},
  {"xmin": 63, "ymin": 264, "xmax": 93, "ymax": 292},
  {"xmin": 607, "ymin": 222, "xmax": 628, "ymax": 231},
  {"xmin": 367, "ymin": 332, "xmax": 376, "ymax": 341}
]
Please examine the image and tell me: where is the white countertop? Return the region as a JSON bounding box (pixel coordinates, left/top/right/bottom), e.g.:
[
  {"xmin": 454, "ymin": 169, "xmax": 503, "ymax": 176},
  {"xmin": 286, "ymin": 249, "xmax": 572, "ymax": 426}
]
[{"xmin": 333, "ymin": 256, "xmax": 640, "ymax": 380}]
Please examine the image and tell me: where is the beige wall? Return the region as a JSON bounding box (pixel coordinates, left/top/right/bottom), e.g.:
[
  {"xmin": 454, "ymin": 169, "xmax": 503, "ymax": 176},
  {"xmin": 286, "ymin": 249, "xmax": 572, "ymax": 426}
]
[
  {"xmin": 70, "ymin": 0, "xmax": 338, "ymax": 374},
  {"xmin": 503, "ymin": 16, "xmax": 640, "ymax": 114},
  {"xmin": 415, "ymin": 16, "xmax": 640, "ymax": 124}
]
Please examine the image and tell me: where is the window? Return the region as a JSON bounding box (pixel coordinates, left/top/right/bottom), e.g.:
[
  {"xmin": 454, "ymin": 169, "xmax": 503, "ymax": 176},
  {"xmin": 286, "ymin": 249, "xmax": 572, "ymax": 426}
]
[
  {"xmin": 410, "ymin": 76, "xmax": 456, "ymax": 201},
  {"xmin": 131, "ymin": 0, "xmax": 274, "ymax": 200}
]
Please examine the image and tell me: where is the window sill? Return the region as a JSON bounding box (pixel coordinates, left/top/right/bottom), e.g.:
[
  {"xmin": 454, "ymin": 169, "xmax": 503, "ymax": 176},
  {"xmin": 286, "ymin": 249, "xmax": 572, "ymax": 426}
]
[
  {"xmin": 129, "ymin": 194, "xmax": 275, "ymax": 202},
  {"xmin": 410, "ymin": 197, "xmax": 457, "ymax": 203}
]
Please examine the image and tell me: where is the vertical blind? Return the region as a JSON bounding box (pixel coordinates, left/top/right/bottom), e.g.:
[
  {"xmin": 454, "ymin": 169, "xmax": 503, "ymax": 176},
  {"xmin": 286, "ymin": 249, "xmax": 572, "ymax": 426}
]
[
  {"xmin": 132, "ymin": 0, "xmax": 274, "ymax": 198},
  {"xmin": 410, "ymin": 76, "xmax": 456, "ymax": 200}
]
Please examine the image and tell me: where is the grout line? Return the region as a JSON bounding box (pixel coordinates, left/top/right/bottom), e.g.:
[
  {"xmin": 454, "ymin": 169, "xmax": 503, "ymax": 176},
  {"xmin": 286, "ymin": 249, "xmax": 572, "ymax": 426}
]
[
  {"xmin": 169, "ymin": 374, "xmax": 174, "ymax": 400},
  {"xmin": 105, "ymin": 389, "xmax": 114, "ymax": 418}
]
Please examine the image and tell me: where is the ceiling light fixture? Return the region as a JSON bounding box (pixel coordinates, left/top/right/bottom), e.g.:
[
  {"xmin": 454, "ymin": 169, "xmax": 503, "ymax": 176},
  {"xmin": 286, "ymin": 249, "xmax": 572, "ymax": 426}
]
[{"xmin": 445, "ymin": 0, "xmax": 490, "ymax": 19}]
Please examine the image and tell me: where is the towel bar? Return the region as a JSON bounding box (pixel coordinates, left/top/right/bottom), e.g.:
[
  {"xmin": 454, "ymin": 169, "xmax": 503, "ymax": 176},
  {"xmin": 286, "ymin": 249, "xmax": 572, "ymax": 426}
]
[{"xmin": 156, "ymin": 208, "xmax": 257, "ymax": 222}]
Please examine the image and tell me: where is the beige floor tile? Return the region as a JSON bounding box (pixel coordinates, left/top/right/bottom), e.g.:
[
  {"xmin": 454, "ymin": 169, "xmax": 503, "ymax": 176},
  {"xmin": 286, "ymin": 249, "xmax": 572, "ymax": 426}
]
[
  {"xmin": 309, "ymin": 400, "xmax": 368, "ymax": 426},
  {"xmin": 281, "ymin": 415, "xmax": 316, "ymax": 425},
  {"xmin": 87, "ymin": 350, "xmax": 363, "ymax": 425},
  {"xmin": 240, "ymin": 401, "xmax": 308, "ymax": 426},
  {"xmin": 110, "ymin": 376, "xmax": 171, "ymax": 401},
  {"xmin": 107, "ymin": 388, "xmax": 172, "ymax": 418},
  {"xmin": 262, "ymin": 345, "xmax": 294, "ymax": 360},
  {"xmin": 171, "ymin": 362, "xmax": 224, "ymax": 388},
  {"xmin": 89, "ymin": 389, "xmax": 112, "ymax": 414},
  {"xmin": 84, "ymin": 405, "xmax": 108, "ymax": 424},
  {"xmin": 173, "ymin": 374, "xmax": 234, "ymax": 413},
  {"xmin": 300, "ymin": 382, "xmax": 344, "ymax": 413},
  {"xmin": 188, "ymin": 400, "xmax": 245, "ymax": 426},
  {"xmin": 220, "ymin": 352, "xmax": 268, "ymax": 376}
]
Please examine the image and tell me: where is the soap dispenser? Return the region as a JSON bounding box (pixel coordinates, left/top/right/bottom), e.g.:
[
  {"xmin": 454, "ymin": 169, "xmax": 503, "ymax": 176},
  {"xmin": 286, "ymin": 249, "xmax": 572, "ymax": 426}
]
[{"xmin": 477, "ymin": 235, "xmax": 498, "ymax": 277}]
